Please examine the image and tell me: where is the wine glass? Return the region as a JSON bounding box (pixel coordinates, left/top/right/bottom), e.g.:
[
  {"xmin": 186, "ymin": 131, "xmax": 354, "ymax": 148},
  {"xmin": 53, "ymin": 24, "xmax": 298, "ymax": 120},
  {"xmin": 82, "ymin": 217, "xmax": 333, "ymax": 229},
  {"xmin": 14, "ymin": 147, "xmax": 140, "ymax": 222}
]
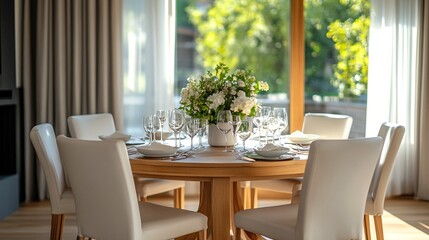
[
  {"xmin": 216, "ymin": 110, "xmax": 233, "ymax": 152},
  {"xmin": 156, "ymin": 110, "xmax": 167, "ymax": 142},
  {"xmin": 143, "ymin": 116, "xmax": 153, "ymax": 143},
  {"xmin": 273, "ymin": 107, "xmax": 288, "ymax": 145},
  {"xmin": 143, "ymin": 115, "xmax": 160, "ymax": 144},
  {"xmin": 168, "ymin": 109, "xmax": 185, "ymax": 148},
  {"xmin": 184, "ymin": 118, "xmax": 200, "ymax": 152},
  {"xmin": 230, "ymin": 115, "xmax": 242, "ymax": 151},
  {"xmin": 266, "ymin": 116, "xmax": 280, "ymax": 144},
  {"xmin": 198, "ymin": 118, "xmax": 209, "ymax": 149},
  {"xmin": 260, "ymin": 106, "xmax": 271, "ymax": 144},
  {"xmin": 253, "ymin": 111, "xmax": 263, "ymax": 145},
  {"xmin": 237, "ymin": 118, "xmax": 253, "ymax": 151}
]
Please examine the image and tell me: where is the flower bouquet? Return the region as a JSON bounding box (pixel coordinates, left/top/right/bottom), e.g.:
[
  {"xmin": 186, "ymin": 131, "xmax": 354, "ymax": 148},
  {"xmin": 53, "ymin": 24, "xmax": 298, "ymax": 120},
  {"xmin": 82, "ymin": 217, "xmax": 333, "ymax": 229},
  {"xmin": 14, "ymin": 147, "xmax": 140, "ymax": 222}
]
[
  {"xmin": 179, "ymin": 62, "xmax": 269, "ymax": 146},
  {"xmin": 179, "ymin": 62, "xmax": 269, "ymax": 124}
]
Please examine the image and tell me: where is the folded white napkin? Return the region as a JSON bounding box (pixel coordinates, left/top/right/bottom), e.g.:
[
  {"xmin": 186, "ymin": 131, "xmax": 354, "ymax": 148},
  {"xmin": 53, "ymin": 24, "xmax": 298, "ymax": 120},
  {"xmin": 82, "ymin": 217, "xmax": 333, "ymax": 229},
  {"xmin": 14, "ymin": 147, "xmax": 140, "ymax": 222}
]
[
  {"xmin": 287, "ymin": 130, "xmax": 319, "ymax": 143},
  {"xmin": 136, "ymin": 142, "xmax": 177, "ymax": 155},
  {"xmin": 254, "ymin": 143, "xmax": 290, "ymax": 158},
  {"xmin": 291, "ymin": 130, "xmax": 305, "ymax": 136},
  {"xmin": 98, "ymin": 131, "xmax": 131, "ymax": 141},
  {"xmin": 256, "ymin": 143, "xmax": 289, "ymax": 151}
]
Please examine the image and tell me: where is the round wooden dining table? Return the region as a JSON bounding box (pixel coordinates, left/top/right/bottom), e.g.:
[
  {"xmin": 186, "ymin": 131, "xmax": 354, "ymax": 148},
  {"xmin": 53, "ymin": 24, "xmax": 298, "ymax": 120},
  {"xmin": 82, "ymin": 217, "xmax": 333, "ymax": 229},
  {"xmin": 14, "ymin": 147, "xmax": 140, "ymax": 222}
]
[{"xmin": 129, "ymin": 147, "xmax": 306, "ymax": 240}]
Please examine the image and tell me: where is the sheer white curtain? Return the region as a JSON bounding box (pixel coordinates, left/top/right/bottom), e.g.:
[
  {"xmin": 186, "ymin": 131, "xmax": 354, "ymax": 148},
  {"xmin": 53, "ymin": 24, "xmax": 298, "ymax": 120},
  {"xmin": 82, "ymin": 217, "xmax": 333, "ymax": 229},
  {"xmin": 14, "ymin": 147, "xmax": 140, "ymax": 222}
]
[
  {"xmin": 366, "ymin": 0, "xmax": 421, "ymax": 197},
  {"xmin": 123, "ymin": 0, "xmax": 176, "ymax": 137},
  {"xmin": 416, "ymin": 0, "xmax": 429, "ymax": 200}
]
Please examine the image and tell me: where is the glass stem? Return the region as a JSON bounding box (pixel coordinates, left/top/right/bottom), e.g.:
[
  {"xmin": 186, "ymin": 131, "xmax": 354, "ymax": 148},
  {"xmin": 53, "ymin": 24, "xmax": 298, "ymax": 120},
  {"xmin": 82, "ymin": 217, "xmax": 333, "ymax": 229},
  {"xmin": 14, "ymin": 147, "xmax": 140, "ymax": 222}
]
[
  {"xmin": 224, "ymin": 133, "xmax": 228, "ymax": 152},
  {"xmin": 160, "ymin": 126, "xmax": 164, "ymax": 142},
  {"xmin": 174, "ymin": 132, "xmax": 178, "ymax": 147}
]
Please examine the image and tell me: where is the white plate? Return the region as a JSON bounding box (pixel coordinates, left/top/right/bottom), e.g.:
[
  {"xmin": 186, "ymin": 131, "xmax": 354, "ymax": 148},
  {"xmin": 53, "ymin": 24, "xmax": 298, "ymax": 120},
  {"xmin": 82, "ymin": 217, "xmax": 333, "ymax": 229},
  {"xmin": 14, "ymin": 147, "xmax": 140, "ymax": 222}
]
[
  {"xmin": 245, "ymin": 153, "xmax": 295, "ymax": 161},
  {"xmin": 284, "ymin": 134, "xmax": 319, "ymax": 144},
  {"xmin": 125, "ymin": 138, "xmax": 146, "ymax": 146},
  {"xmin": 254, "ymin": 148, "xmax": 290, "ymax": 158}
]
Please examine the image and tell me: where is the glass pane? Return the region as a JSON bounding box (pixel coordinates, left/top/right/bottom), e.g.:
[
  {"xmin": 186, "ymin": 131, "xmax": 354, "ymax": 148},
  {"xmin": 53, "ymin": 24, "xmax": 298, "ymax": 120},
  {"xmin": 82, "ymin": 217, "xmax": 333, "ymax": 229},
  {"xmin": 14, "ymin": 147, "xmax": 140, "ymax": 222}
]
[
  {"xmin": 304, "ymin": 0, "xmax": 370, "ymax": 138},
  {"xmin": 122, "ymin": 0, "xmax": 146, "ymax": 136},
  {"xmin": 175, "ymin": 0, "xmax": 291, "ymax": 111}
]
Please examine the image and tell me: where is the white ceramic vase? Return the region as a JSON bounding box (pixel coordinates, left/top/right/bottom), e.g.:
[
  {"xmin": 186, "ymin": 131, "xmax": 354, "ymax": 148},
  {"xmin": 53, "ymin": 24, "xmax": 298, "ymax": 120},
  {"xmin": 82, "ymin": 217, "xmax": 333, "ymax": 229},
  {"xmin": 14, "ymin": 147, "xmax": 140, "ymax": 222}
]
[{"xmin": 207, "ymin": 124, "xmax": 236, "ymax": 147}]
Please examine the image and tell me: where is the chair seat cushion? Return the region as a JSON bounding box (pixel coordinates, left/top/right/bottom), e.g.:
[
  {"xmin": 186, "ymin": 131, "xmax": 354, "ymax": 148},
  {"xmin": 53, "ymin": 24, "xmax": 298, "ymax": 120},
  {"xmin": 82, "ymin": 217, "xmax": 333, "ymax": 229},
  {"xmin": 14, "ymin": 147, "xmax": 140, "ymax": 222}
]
[
  {"xmin": 53, "ymin": 188, "xmax": 75, "ymax": 214},
  {"xmin": 135, "ymin": 178, "xmax": 185, "ymax": 197},
  {"xmin": 140, "ymin": 202, "xmax": 207, "ymax": 240},
  {"xmin": 365, "ymin": 194, "xmax": 382, "ymax": 215},
  {"xmin": 235, "ymin": 204, "xmax": 298, "ymax": 240},
  {"xmin": 250, "ymin": 178, "xmax": 302, "ymax": 193}
]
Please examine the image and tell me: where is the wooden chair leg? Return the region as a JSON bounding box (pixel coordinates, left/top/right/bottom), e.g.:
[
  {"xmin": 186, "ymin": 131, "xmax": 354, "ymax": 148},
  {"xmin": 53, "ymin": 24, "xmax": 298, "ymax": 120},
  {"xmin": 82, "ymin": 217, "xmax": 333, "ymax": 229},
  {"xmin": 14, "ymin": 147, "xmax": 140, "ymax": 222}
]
[
  {"xmin": 50, "ymin": 214, "xmax": 65, "ymax": 240},
  {"xmin": 374, "ymin": 215, "xmax": 384, "ymax": 240},
  {"xmin": 139, "ymin": 195, "xmax": 147, "ymax": 202},
  {"xmin": 290, "ymin": 183, "xmax": 302, "ymax": 203},
  {"xmin": 250, "ymin": 188, "xmax": 258, "ymax": 208},
  {"xmin": 364, "ymin": 214, "xmax": 371, "ymax": 240},
  {"xmin": 174, "ymin": 187, "xmax": 185, "ymax": 209},
  {"xmin": 235, "ymin": 227, "xmax": 241, "ymax": 240},
  {"xmin": 243, "ymin": 186, "xmax": 251, "ymax": 209},
  {"xmin": 198, "ymin": 229, "xmax": 207, "ymax": 240}
]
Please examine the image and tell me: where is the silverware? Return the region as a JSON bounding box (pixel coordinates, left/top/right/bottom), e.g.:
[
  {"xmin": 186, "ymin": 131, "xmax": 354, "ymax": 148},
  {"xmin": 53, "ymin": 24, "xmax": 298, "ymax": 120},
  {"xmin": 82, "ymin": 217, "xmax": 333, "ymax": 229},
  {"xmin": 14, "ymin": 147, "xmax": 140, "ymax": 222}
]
[
  {"xmin": 169, "ymin": 154, "xmax": 189, "ymax": 161},
  {"xmin": 234, "ymin": 153, "xmax": 255, "ymax": 162}
]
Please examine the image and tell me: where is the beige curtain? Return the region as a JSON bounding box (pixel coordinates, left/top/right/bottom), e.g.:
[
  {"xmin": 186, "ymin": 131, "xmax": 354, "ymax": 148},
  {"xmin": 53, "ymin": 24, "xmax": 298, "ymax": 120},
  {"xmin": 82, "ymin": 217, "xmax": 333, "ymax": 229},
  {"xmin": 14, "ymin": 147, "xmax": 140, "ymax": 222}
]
[
  {"xmin": 18, "ymin": 0, "xmax": 123, "ymax": 201},
  {"xmin": 417, "ymin": 0, "xmax": 429, "ymax": 200}
]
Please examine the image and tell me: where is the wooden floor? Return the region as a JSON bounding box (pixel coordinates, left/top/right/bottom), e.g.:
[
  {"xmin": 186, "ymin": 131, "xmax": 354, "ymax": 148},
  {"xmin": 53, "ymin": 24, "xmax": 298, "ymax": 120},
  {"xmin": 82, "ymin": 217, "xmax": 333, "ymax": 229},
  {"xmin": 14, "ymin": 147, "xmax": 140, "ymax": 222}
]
[{"xmin": 0, "ymin": 195, "xmax": 428, "ymax": 240}]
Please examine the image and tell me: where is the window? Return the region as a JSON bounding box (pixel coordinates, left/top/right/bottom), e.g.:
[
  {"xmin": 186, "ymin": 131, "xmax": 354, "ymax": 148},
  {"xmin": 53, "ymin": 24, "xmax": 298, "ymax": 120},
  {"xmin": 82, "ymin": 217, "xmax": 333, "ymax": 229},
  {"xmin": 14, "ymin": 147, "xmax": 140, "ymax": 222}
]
[{"xmin": 122, "ymin": 0, "xmax": 369, "ymax": 137}]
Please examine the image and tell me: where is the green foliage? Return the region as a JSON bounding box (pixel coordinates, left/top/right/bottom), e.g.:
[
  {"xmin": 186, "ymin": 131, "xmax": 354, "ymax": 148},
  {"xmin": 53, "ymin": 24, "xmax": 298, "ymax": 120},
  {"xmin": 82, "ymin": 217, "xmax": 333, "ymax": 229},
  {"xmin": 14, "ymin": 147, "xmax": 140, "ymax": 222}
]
[
  {"xmin": 305, "ymin": 0, "xmax": 370, "ymax": 99},
  {"xmin": 186, "ymin": 0, "xmax": 290, "ymax": 94},
  {"xmin": 326, "ymin": 0, "xmax": 370, "ymax": 98},
  {"xmin": 185, "ymin": 0, "xmax": 370, "ymax": 99}
]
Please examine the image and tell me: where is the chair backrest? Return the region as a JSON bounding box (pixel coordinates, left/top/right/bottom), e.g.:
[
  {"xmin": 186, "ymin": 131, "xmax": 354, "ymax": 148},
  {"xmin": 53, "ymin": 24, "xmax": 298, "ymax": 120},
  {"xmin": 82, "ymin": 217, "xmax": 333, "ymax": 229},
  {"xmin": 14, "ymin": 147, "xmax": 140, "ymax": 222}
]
[
  {"xmin": 366, "ymin": 123, "xmax": 405, "ymax": 215},
  {"xmin": 30, "ymin": 123, "xmax": 73, "ymax": 213},
  {"xmin": 296, "ymin": 137, "xmax": 383, "ymax": 240},
  {"xmin": 57, "ymin": 135, "xmax": 142, "ymax": 239},
  {"xmin": 301, "ymin": 113, "xmax": 353, "ymax": 139},
  {"xmin": 67, "ymin": 113, "xmax": 116, "ymax": 140}
]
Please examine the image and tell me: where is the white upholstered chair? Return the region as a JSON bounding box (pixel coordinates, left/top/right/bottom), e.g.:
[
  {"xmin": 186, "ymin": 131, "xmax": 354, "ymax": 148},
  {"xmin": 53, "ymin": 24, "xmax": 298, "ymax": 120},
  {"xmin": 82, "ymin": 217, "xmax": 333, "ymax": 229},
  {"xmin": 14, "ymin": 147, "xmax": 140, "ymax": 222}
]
[
  {"xmin": 246, "ymin": 113, "xmax": 353, "ymax": 208},
  {"xmin": 235, "ymin": 137, "xmax": 383, "ymax": 240},
  {"xmin": 67, "ymin": 113, "xmax": 186, "ymax": 208},
  {"xmin": 301, "ymin": 112, "xmax": 353, "ymax": 139},
  {"xmin": 57, "ymin": 135, "xmax": 207, "ymax": 240},
  {"xmin": 364, "ymin": 123, "xmax": 405, "ymax": 240},
  {"xmin": 30, "ymin": 123, "xmax": 75, "ymax": 240},
  {"xmin": 67, "ymin": 113, "xmax": 116, "ymax": 140}
]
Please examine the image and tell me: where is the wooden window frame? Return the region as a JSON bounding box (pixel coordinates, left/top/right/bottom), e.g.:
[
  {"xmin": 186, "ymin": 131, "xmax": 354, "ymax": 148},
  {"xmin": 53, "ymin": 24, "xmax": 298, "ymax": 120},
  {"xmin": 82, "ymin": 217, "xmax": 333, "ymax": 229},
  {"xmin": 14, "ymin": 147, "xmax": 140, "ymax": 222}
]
[{"xmin": 290, "ymin": 0, "xmax": 304, "ymax": 131}]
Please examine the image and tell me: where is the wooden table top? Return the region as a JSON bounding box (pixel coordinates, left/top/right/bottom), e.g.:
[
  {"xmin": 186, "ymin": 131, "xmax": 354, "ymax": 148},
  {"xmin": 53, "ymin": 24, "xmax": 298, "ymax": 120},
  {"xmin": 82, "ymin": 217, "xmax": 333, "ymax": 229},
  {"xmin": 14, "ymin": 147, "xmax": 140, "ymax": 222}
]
[
  {"xmin": 129, "ymin": 146, "xmax": 307, "ymax": 181},
  {"xmin": 129, "ymin": 145, "xmax": 307, "ymax": 240}
]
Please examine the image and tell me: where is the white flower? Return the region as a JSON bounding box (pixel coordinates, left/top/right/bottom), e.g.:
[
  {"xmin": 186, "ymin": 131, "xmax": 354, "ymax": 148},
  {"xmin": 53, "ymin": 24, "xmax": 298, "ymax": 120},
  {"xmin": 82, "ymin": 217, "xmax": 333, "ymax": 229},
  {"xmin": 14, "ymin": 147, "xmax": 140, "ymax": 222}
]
[
  {"xmin": 259, "ymin": 81, "xmax": 269, "ymax": 91},
  {"xmin": 238, "ymin": 80, "xmax": 245, "ymax": 87},
  {"xmin": 230, "ymin": 96, "xmax": 257, "ymax": 115},
  {"xmin": 207, "ymin": 92, "xmax": 225, "ymax": 110},
  {"xmin": 237, "ymin": 90, "xmax": 246, "ymax": 98},
  {"xmin": 230, "ymin": 87, "xmax": 237, "ymax": 95}
]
